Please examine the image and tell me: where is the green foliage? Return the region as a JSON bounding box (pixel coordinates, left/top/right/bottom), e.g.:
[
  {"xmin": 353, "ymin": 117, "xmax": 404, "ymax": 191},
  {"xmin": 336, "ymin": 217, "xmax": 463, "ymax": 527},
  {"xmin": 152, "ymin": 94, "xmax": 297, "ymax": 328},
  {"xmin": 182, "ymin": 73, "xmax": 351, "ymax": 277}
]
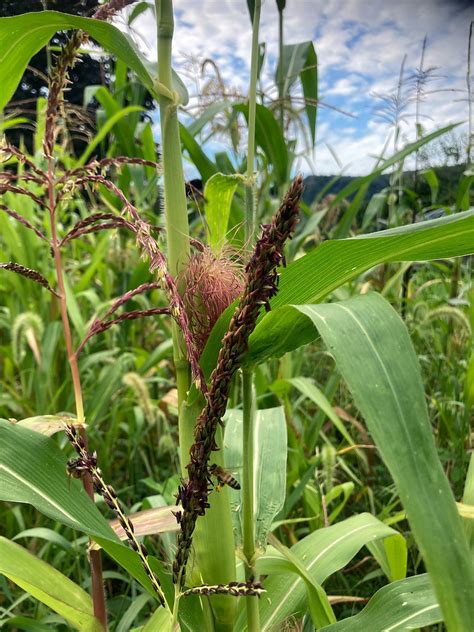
[
  {"xmin": 297, "ymin": 294, "xmax": 473, "ymax": 629},
  {"xmin": 224, "ymin": 407, "xmax": 287, "ymax": 549},
  {"xmin": 320, "ymin": 574, "xmax": 441, "ymax": 631},
  {"xmin": 0, "ymin": 3, "xmax": 472, "ymax": 631},
  {"xmin": 204, "ymin": 173, "xmax": 245, "ymax": 253},
  {"xmin": 275, "ymin": 41, "xmax": 318, "ymax": 145},
  {"xmin": 0, "ymin": 537, "xmax": 103, "ymax": 631}
]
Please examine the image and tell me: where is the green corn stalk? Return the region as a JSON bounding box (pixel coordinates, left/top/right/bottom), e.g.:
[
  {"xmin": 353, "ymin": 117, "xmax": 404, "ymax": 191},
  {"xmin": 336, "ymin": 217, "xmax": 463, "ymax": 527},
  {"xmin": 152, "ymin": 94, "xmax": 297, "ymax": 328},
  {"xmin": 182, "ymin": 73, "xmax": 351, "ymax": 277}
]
[
  {"xmin": 155, "ymin": 1, "xmax": 236, "ymax": 629},
  {"xmin": 242, "ymin": 2, "xmax": 262, "ymax": 631}
]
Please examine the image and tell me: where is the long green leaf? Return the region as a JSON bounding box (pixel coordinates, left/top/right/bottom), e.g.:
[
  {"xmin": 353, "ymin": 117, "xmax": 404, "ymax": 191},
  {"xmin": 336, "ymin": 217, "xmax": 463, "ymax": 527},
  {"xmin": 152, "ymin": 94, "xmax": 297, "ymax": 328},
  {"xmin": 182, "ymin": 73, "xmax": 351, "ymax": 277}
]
[
  {"xmin": 300, "ymin": 42, "xmax": 318, "ymax": 146},
  {"xmin": 0, "ymin": 12, "xmax": 154, "ymax": 111},
  {"xmin": 224, "ymin": 407, "xmax": 287, "ymax": 549},
  {"xmin": 320, "ymin": 574, "xmax": 441, "ymax": 632},
  {"xmin": 267, "ymin": 535, "xmax": 336, "ymax": 628},
  {"xmin": 77, "ymin": 105, "xmax": 144, "ymax": 167},
  {"xmin": 0, "ymin": 537, "xmax": 103, "ymax": 631},
  {"xmin": 201, "ymin": 209, "xmax": 474, "ymax": 374},
  {"xmin": 0, "ymin": 11, "xmax": 188, "ymax": 109},
  {"xmin": 236, "ymin": 513, "xmax": 402, "ymax": 631},
  {"xmin": 298, "ymin": 294, "xmax": 473, "ymax": 630},
  {"xmin": 0, "ymin": 419, "xmax": 168, "ymax": 600},
  {"xmin": 0, "ymin": 419, "xmax": 115, "ymax": 538},
  {"xmin": 276, "ymin": 41, "xmax": 318, "ymax": 145}
]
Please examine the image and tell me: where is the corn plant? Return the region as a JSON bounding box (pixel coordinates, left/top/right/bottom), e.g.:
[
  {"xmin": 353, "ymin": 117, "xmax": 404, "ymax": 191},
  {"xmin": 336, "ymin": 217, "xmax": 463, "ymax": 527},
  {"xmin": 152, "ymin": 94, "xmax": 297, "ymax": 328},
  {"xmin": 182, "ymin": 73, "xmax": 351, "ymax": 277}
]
[{"xmin": 0, "ymin": 1, "xmax": 473, "ymax": 631}]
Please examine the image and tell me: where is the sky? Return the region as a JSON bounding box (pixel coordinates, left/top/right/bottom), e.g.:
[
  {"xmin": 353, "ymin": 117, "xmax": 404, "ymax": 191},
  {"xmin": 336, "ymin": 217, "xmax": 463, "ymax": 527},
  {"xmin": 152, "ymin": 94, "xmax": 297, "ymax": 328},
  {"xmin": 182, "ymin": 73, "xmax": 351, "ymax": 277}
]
[{"xmin": 121, "ymin": 0, "xmax": 473, "ymax": 176}]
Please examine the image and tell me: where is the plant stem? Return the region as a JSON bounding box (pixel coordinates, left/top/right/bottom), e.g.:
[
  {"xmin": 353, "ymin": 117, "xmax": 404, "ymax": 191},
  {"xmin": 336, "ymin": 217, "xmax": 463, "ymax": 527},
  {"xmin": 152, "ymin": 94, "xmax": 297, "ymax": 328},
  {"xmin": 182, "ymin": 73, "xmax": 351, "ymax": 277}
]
[
  {"xmin": 156, "ymin": 2, "xmax": 236, "ymax": 629},
  {"xmin": 245, "ymin": 0, "xmax": 261, "ymax": 241},
  {"xmin": 47, "ymin": 164, "xmax": 107, "ymax": 630},
  {"xmin": 156, "ymin": 0, "xmax": 191, "ymax": 409},
  {"xmin": 242, "ymin": 5, "xmax": 262, "ymax": 631},
  {"xmin": 277, "ymin": 5, "xmax": 285, "ymax": 130},
  {"xmin": 467, "ymin": 21, "xmax": 473, "ymax": 164},
  {"xmin": 242, "ymin": 369, "xmax": 260, "ymax": 632}
]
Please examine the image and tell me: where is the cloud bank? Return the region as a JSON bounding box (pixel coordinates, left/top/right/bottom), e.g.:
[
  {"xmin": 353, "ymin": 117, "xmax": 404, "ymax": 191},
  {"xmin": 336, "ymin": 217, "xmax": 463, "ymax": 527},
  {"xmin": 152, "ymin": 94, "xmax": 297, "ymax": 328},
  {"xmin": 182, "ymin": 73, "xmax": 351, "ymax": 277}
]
[{"xmin": 126, "ymin": 0, "xmax": 473, "ymax": 175}]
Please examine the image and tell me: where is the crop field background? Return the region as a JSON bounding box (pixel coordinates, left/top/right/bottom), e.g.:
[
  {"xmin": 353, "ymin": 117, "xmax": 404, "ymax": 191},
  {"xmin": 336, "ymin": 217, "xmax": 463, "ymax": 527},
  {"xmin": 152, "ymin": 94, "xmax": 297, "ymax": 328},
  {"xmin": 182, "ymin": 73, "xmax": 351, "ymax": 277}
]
[{"xmin": 0, "ymin": 1, "xmax": 472, "ymax": 631}]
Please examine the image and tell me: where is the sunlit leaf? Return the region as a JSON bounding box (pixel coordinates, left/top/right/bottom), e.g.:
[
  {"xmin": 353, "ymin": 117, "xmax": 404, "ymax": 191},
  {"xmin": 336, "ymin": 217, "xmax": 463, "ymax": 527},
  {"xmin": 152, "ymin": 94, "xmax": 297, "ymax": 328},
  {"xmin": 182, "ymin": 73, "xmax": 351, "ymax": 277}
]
[
  {"xmin": 204, "ymin": 173, "xmax": 245, "ymax": 253},
  {"xmin": 0, "ymin": 537, "xmax": 103, "ymax": 631},
  {"xmin": 298, "ymin": 294, "xmax": 473, "ymax": 630},
  {"xmin": 320, "ymin": 574, "xmax": 441, "ymax": 632}
]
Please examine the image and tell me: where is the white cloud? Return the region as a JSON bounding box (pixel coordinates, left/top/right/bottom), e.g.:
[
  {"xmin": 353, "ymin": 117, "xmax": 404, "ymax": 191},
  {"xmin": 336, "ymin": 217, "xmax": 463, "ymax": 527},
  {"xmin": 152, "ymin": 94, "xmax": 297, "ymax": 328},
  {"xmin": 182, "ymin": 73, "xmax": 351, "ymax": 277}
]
[{"xmin": 120, "ymin": 0, "xmax": 472, "ymax": 176}]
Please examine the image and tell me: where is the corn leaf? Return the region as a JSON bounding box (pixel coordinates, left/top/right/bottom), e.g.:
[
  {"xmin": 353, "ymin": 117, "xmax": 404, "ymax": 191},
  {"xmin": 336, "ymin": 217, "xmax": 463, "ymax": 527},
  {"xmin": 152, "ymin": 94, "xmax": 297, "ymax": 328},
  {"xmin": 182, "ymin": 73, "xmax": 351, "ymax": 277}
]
[
  {"xmin": 320, "ymin": 574, "xmax": 441, "ymax": 632},
  {"xmin": 0, "ymin": 11, "xmax": 187, "ymax": 111},
  {"xmin": 297, "ymin": 294, "xmax": 473, "ymax": 630},
  {"xmin": 0, "ymin": 537, "xmax": 103, "ymax": 631},
  {"xmin": 236, "ymin": 513, "xmax": 403, "ymax": 631},
  {"xmin": 204, "ymin": 173, "xmax": 245, "ymax": 253},
  {"xmin": 201, "ymin": 208, "xmax": 474, "ymax": 375},
  {"xmin": 0, "ymin": 419, "xmax": 169, "ymax": 601},
  {"xmin": 275, "ymin": 41, "xmax": 318, "ymax": 145},
  {"xmin": 224, "ymin": 407, "xmax": 287, "ymax": 549}
]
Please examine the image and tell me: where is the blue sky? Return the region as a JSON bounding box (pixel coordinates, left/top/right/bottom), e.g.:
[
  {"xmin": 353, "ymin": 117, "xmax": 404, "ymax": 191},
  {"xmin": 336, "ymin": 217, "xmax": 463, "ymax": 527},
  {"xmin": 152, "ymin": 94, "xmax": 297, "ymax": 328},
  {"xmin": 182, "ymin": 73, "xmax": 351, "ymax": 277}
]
[{"xmin": 121, "ymin": 0, "xmax": 473, "ymax": 175}]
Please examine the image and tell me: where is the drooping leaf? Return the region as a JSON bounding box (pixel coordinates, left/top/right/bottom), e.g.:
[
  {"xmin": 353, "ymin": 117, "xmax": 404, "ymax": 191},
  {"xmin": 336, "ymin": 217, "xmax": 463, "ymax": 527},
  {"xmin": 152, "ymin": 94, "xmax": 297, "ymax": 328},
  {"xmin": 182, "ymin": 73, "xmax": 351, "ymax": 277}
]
[
  {"xmin": 0, "ymin": 419, "xmax": 169, "ymax": 600},
  {"xmin": 235, "ymin": 513, "xmax": 403, "ymax": 631},
  {"xmin": 13, "ymin": 527, "xmax": 74, "ymax": 552},
  {"xmin": 0, "ymin": 12, "xmax": 154, "ymax": 111},
  {"xmin": 320, "ymin": 574, "xmax": 441, "ymax": 632},
  {"xmin": 77, "ymin": 104, "xmax": 145, "ymax": 167},
  {"xmin": 204, "ymin": 173, "xmax": 245, "ymax": 253},
  {"xmin": 297, "ymin": 294, "xmax": 473, "ymax": 630},
  {"xmin": 201, "ymin": 209, "xmax": 474, "ymax": 375},
  {"xmin": 267, "ymin": 534, "xmax": 336, "ymax": 628},
  {"xmin": 0, "ymin": 419, "xmax": 114, "ymax": 537},
  {"xmin": 0, "ymin": 11, "xmax": 188, "ymax": 111},
  {"xmin": 128, "ymin": 1, "xmax": 154, "ymax": 26},
  {"xmin": 0, "ymin": 537, "xmax": 103, "ymax": 632},
  {"xmin": 224, "ymin": 406, "xmax": 287, "ymax": 549}
]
